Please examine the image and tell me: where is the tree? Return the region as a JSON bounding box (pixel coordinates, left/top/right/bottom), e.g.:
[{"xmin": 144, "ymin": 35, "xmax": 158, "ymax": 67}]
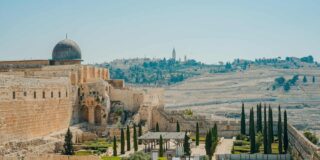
[
  {"xmin": 263, "ymin": 105, "xmax": 268, "ymax": 154},
  {"xmin": 113, "ymin": 136, "xmax": 117, "ymax": 156},
  {"xmin": 283, "ymin": 110, "xmax": 289, "ymax": 154},
  {"xmin": 275, "ymin": 77, "xmax": 285, "ymax": 86},
  {"xmin": 121, "ymin": 128, "xmax": 125, "ymax": 154},
  {"xmin": 63, "ymin": 128, "xmax": 74, "ymax": 155},
  {"xmin": 196, "ymin": 122, "xmax": 200, "ymax": 146},
  {"xmin": 257, "ymin": 103, "xmax": 262, "ymax": 133},
  {"xmin": 126, "ymin": 125, "xmax": 131, "ymax": 151},
  {"xmin": 138, "ymin": 123, "xmax": 143, "ymax": 144},
  {"xmin": 304, "ymin": 131, "xmax": 319, "ymax": 145},
  {"xmin": 205, "ymin": 131, "xmax": 213, "ymax": 160},
  {"xmin": 278, "ymin": 105, "xmax": 283, "ymax": 154},
  {"xmin": 183, "ymin": 132, "xmax": 191, "ymax": 156},
  {"xmin": 283, "ymin": 82, "xmax": 290, "ymax": 92},
  {"xmin": 133, "ymin": 124, "xmax": 138, "ymax": 152},
  {"xmin": 241, "ymin": 102, "xmax": 246, "ymax": 135},
  {"xmin": 212, "ymin": 123, "xmax": 218, "ymax": 141},
  {"xmin": 159, "ymin": 135, "xmax": 164, "ymax": 157},
  {"xmin": 313, "ymin": 76, "xmax": 316, "ymax": 83},
  {"xmin": 156, "ymin": 122, "xmax": 160, "ymax": 132},
  {"xmin": 268, "ymin": 106, "xmax": 274, "ymax": 143},
  {"xmin": 249, "ymin": 108, "xmax": 256, "ymax": 153},
  {"xmin": 176, "ymin": 121, "xmax": 180, "ymax": 132},
  {"xmin": 303, "ymin": 75, "xmax": 307, "ymax": 83}
]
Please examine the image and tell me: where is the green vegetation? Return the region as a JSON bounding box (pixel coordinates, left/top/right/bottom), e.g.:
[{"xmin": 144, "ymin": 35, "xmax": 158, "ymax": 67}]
[
  {"xmin": 138, "ymin": 123, "xmax": 142, "ymax": 145},
  {"xmin": 249, "ymin": 108, "xmax": 256, "ymax": 153},
  {"xmin": 113, "ymin": 136, "xmax": 117, "ymax": 156},
  {"xmin": 159, "ymin": 135, "xmax": 164, "ymax": 157},
  {"xmin": 205, "ymin": 124, "xmax": 218, "ymax": 160},
  {"xmin": 63, "ymin": 128, "xmax": 74, "ymax": 155},
  {"xmin": 278, "ymin": 106, "xmax": 283, "ymax": 154},
  {"xmin": 303, "ymin": 75, "xmax": 308, "ymax": 83},
  {"xmin": 256, "ymin": 103, "xmax": 262, "ymax": 133},
  {"xmin": 176, "ymin": 121, "xmax": 180, "ymax": 132},
  {"xmin": 263, "ymin": 105, "xmax": 268, "ymax": 154},
  {"xmin": 183, "ymin": 132, "xmax": 191, "ymax": 156},
  {"xmin": 83, "ymin": 138, "xmax": 113, "ymax": 149},
  {"xmin": 241, "ymin": 103, "xmax": 246, "ymax": 135},
  {"xmin": 101, "ymin": 156, "xmax": 121, "ymax": 160},
  {"xmin": 304, "ymin": 131, "xmax": 319, "ymax": 145},
  {"xmin": 156, "ymin": 122, "xmax": 160, "ymax": 132},
  {"xmin": 122, "ymin": 151, "xmax": 150, "ymax": 160},
  {"xmin": 126, "ymin": 125, "xmax": 131, "ymax": 151},
  {"xmin": 283, "ymin": 110, "xmax": 288, "ymax": 153},
  {"xmin": 232, "ymin": 139, "xmax": 280, "ymax": 154},
  {"xmin": 133, "ymin": 124, "xmax": 138, "ymax": 152},
  {"xmin": 75, "ymin": 150, "xmax": 93, "ymax": 156},
  {"xmin": 158, "ymin": 157, "xmax": 167, "ymax": 160},
  {"xmin": 183, "ymin": 109, "xmax": 193, "ymax": 116}
]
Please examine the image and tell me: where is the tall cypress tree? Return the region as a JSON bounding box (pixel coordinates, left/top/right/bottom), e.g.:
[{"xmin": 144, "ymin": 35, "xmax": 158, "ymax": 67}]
[
  {"xmin": 241, "ymin": 103, "xmax": 246, "ymax": 135},
  {"xmin": 205, "ymin": 130, "xmax": 213, "ymax": 160},
  {"xmin": 257, "ymin": 103, "xmax": 262, "ymax": 133},
  {"xmin": 159, "ymin": 135, "xmax": 164, "ymax": 157},
  {"xmin": 278, "ymin": 106, "xmax": 283, "ymax": 154},
  {"xmin": 113, "ymin": 136, "xmax": 117, "ymax": 156},
  {"xmin": 249, "ymin": 108, "xmax": 256, "ymax": 153},
  {"xmin": 120, "ymin": 128, "xmax": 125, "ymax": 154},
  {"xmin": 176, "ymin": 121, "xmax": 180, "ymax": 132},
  {"xmin": 263, "ymin": 105, "xmax": 268, "ymax": 154},
  {"xmin": 196, "ymin": 122, "xmax": 200, "ymax": 146},
  {"xmin": 126, "ymin": 125, "xmax": 131, "ymax": 151},
  {"xmin": 268, "ymin": 105, "xmax": 274, "ymax": 143},
  {"xmin": 138, "ymin": 123, "xmax": 142, "ymax": 145},
  {"xmin": 156, "ymin": 122, "xmax": 160, "ymax": 132},
  {"xmin": 63, "ymin": 128, "xmax": 74, "ymax": 155},
  {"xmin": 183, "ymin": 132, "xmax": 191, "ymax": 156},
  {"xmin": 133, "ymin": 124, "xmax": 138, "ymax": 152},
  {"xmin": 213, "ymin": 123, "xmax": 218, "ymax": 141},
  {"xmin": 283, "ymin": 110, "xmax": 288, "ymax": 154}
]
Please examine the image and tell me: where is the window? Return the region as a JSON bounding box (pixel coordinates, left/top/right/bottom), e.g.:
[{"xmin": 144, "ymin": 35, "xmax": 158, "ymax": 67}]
[
  {"xmin": 34, "ymin": 92, "xmax": 37, "ymax": 99},
  {"xmin": 66, "ymin": 91, "xmax": 68, "ymax": 97},
  {"xmin": 51, "ymin": 91, "xmax": 53, "ymax": 98},
  {"xmin": 59, "ymin": 91, "xmax": 61, "ymax": 98},
  {"xmin": 24, "ymin": 92, "xmax": 27, "ymax": 97},
  {"xmin": 13, "ymin": 92, "xmax": 15, "ymax": 99},
  {"xmin": 43, "ymin": 91, "xmax": 46, "ymax": 99}
]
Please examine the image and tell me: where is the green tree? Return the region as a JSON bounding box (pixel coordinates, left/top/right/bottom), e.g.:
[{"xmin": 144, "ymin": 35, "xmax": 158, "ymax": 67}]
[
  {"xmin": 304, "ymin": 131, "xmax": 319, "ymax": 145},
  {"xmin": 138, "ymin": 123, "xmax": 142, "ymax": 144},
  {"xmin": 278, "ymin": 105, "xmax": 283, "ymax": 154},
  {"xmin": 156, "ymin": 122, "xmax": 160, "ymax": 132},
  {"xmin": 126, "ymin": 125, "xmax": 131, "ymax": 151},
  {"xmin": 113, "ymin": 136, "xmax": 117, "ymax": 156},
  {"xmin": 249, "ymin": 108, "xmax": 256, "ymax": 153},
  {"xmin": 196, "ymin": 122, "xmax": 200, "ymax": 146},
  {"xmin": 303, "ymin": 75, "xmax": 308, "ymax": 83},
  {"xmin": 121, "ymin": 128, "xmax": 125, "ymax": 154},
  {"xmin": 133, "ymin": 124, "xmax": 138, "ymax": 152},
  {"xmin": 283, "ymin": 110, "xmax": 289, "ymax": 154},
  {"xmin": 257, "ymin": 103, "xmax": 262, "ymax": 133},
  {"xmin": 268, "ymin": 106, "xmax": 274, "ymax": 143},
  {"xmin": 205, "ymin": 131, "xmax": 213, "ymax": 160},
  {"xmin": 263, "ymin": 105, "xmax": 268, "ymax": 154},
  {"xmin": 63, "ymin": 128, "xmax": 74, "ymax": 155},
  {"xmin": 312, "ymin": 76, "xmax": 316, "ymax": 83},
  {"xmin": 183, "ymin": 132, "xmax": 191, "ymax": 156},
  {"xmin": 241, "ymin": 103, "xmax": 246, "ymax": 135},
  {"xmin": 213, "ymin": 123, "xmax": 218, "ymax": 141},
  {"xmin": 159, "ymin": 135, "xmax": 164, "ymax": 157},
  {"xmin": 284, "ymin": 82, "xmax": 291, "ymax": 92},
  {"xmin": 256, "ymin": 132, "xmax": 263, "ymax": 151},
  {"xmin": 176, "ymin": 121, "xmax": 180, "ymax": 132}
]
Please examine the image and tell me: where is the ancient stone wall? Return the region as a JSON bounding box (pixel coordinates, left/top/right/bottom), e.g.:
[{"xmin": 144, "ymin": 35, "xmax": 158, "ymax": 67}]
[{"xmin": 0, "ymin": 75, "xmax": 72, "ymax": 144}]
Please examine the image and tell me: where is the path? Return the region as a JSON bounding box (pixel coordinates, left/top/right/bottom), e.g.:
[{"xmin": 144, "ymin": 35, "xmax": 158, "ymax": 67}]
[{"xmin": 214, "ymin": 138, "xmax": 235, "ymax": 158}]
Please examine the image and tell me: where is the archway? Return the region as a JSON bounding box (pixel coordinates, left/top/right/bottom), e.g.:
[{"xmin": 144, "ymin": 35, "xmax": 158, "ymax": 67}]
[
  {"xmin": 80, "ymin": 105, "xmax": 89, "ymax": 123},
  {"xmin": 94, "ymin": 106, "xmax": 102, "ymax": 125}
]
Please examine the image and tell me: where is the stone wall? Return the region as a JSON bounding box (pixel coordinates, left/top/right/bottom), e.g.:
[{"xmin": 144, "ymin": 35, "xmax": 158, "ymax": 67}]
[{"xmin": 0, "ymin": 75, "xmax": 72, "ymax": 144}]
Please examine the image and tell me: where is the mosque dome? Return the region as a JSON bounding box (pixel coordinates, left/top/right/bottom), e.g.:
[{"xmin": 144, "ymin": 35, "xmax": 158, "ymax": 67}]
[{"xmin": 52, "ymin": 38, "xmax": 82, "ymax": 61}]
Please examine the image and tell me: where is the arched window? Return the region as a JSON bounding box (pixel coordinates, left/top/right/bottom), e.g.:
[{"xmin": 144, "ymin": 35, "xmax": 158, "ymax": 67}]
[
  {"xmin": 51, "ymin": 91, "xmax": 53, "ymax": 98},
  {"xmin": 12, "ymin": 92, "xmax": 15, "ymax": 99},
  {"xmin": 34, "ymin": 91, "xmax": 37, "ymax": 99},
  {"xmin": 43, "ymin": 91, "xmax": 46, "ymax": 99}
]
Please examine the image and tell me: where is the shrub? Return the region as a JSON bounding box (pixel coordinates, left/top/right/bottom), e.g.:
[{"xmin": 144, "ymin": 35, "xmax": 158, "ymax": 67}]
[
  {"xmin": 236, "ymin": 134, "xmax": 247, "ymax": 140},
  {"xmin": 304, "ymin": 131, "xmax": 318, "ymax": 145}
]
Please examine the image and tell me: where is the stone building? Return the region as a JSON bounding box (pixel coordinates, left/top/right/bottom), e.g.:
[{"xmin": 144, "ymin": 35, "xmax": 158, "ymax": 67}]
[{"xmin": 0, "ymin": 38, "xmax": 163, "ymax": 147}]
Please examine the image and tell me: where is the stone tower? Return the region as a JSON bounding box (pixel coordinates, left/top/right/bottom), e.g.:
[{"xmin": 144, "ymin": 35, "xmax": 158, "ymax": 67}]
[{"xmin": 172, "ymin": 48, "xmax": 176, "ymax": 60}]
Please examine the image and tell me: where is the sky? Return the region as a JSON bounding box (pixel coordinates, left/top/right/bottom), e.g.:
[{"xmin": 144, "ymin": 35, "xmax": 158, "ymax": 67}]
[{"xmin": 0, "ymin": 0, "xmax": 320, "ymax": 64}]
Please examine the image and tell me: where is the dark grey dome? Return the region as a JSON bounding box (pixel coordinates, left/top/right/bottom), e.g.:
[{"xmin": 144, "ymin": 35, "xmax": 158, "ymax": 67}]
[{"xmin": 52, "ymin": 39, "xmax": 82, "ymax": 61}]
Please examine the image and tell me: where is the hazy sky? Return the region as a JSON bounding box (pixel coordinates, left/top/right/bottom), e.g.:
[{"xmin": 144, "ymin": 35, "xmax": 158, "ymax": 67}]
[{"xmin": 1, "ymin": 0, "xmax": 319, "ymax": 64}]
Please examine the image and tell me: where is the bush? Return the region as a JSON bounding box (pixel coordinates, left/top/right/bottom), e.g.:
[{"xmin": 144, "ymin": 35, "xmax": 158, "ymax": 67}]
[
  {"xmin": 236, "ymin": 134, "xmax": 247, "ymax": 140},
  {"xmin": 233, "ymin": 140, "xmax": 244, "ymax": 146},
  {"xmin": 275, "ymin": 77, "xmax": 285, "ymax": 86},
  {"xmin": 304, "ymin": 131, "xmax": 318, "ymax": 145}
]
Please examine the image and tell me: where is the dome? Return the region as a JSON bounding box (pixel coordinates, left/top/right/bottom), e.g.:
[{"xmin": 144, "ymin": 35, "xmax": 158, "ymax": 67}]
[{"xmin": 52, "ymin": 38, "xmax": 82, "ymax": 61}]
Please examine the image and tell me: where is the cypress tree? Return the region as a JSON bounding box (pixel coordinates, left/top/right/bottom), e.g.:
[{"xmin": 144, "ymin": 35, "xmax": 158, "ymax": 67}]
[
  {"xmin": 133, "ymin": 124, "xmax": 138, "ymax": 152},
  {"xmin": 159, "ymin": 135, "xmax": 164, "ymax": 157},
  {"xmin": 120, "ymin": 128, "xmax": 125, "ymax": 154},
  {"xmin": 213, "ymin": 123, "xmax": 218, "ymax": 141},
  {"xmin": 63, "ymin": 128, "xmax": 74, "ymax": 155},
  {"xmin": 278, "ymin": 106, "xmax": 283, "ymax": 154},
  {"xmin": 303, "ymin": 75, "xmax": 307, "ymax": 83},
  {"xmin": 138, "ymin": 123, "xmax": 142, "ymax": 144},
  {"xmin": 196, "ymin": 122, "xmax": 200, "ymax": 146},
  {"xmin": 241, "ymin": 102, "xmax": 246, "ymax": 135},
  {"xmin": 249, "ymin": 108, "xmax": 256, "ymax": 153},
  {"xmin": 263, "ymin": 105, "xmax": 268, "ymax": 154},
  {"xmin": 205, "ymin": 131, "xmax": 213, "ymax": 160},
  {"xmin": 176, "ymin": 121, "xmax": 180, "ymax": 132},
  {"xmin": 268, "ymin": 105, "xmax": 274, "ymax": 143},
  {"xmin": 283, "ymin": 110, "xmax": 288, "ymax": 154},
  {"xmin": 126, "ymin": 125, "xmax": 131, "ymax": 151},
  {"xmin": 183, "ymin": 132, "xmax": 191, "ymax": 156},
  {"xmin": 312, "ymin": 76, "xmax": 315, "ymax": 83},
  {"xmin": 156, "ymin": 122, "xmax": 160, "ymax": 132},
  {"xmin": 113, "ymin": 136, "xmax": 117, "ymax": 156},
  {"xmin": 257, "ymin": 103, "xmax": 262, "ymax": 133}
]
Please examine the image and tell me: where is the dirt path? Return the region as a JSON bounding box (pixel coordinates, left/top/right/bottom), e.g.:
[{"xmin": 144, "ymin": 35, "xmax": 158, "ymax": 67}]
[{"xmin": 214, "ymin": 138, "xmax": 235, "ymax": 158}]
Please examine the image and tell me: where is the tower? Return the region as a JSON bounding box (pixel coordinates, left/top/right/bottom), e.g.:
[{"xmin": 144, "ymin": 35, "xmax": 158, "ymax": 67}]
[{"xmin": 172, "ymin": 48, "xmax": 176, "ymax": 60}]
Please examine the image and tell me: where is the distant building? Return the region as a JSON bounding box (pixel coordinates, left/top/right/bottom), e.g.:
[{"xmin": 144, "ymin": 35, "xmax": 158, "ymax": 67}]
[
  {"xmin": 184, "ymin": 55, "xmax": 187, "ymax": 62},
  {"xmin": 172, "ymin": 48, "xmax": 176, "ymax": 60}
]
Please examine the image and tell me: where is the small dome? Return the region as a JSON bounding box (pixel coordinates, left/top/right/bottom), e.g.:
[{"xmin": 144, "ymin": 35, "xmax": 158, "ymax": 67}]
[{"xmin": 52, "ymin": 38, "xmax": 82, "ymax": 61}]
